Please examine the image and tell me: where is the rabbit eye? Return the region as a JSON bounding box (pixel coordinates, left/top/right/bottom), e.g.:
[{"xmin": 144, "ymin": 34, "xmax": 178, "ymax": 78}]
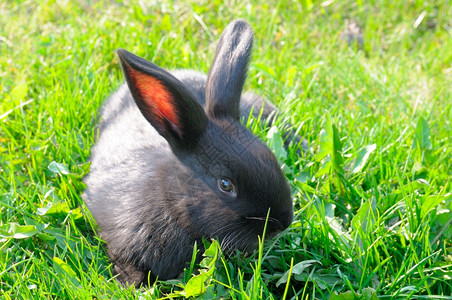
[{"xmin": 218, "ymin": 178, "xmax": 236, "ymax": 197}]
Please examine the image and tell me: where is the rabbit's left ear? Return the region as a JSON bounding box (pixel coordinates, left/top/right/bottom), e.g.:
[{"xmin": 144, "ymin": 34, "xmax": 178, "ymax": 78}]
[
  {"xmin": 117, "ymin": 49, "xmax": 208, "ymax": 150},
  {"xmin": 205, "ymin": 20, "xmax": 254, "ymax": 120}
]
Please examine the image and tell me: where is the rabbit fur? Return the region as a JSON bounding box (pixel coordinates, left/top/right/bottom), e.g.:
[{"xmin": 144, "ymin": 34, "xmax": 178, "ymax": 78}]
[{"xmin": 83, "ymin": 19, "xmax": 294, "ymax": 286}]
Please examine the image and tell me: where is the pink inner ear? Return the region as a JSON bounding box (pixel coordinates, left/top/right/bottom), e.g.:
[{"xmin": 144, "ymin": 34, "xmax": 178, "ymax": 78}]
[{"xmin": 128, "ymin": 67, "xmax": 180, "ymax": 128}]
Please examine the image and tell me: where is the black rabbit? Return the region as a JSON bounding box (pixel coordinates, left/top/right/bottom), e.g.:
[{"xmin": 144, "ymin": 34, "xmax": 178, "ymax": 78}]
[{"xmin": 83, "ymin": 19, "xmax": 293, "ymax": 286}]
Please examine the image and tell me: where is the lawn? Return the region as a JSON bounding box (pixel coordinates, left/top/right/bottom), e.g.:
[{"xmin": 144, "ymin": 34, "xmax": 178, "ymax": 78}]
[{"xmin": 0, "ymin": 0, "xmax": 451, "ymax": 299}]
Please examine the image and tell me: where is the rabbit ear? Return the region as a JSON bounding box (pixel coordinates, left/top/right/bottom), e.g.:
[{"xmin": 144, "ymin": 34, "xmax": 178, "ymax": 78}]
[
  {"xmin": 117, "ymin": 49, "xmax": 208, "ymax": 150},
  {"xmin": 205, "ymin": 19, "xmax": 253, "ymax": 120}
]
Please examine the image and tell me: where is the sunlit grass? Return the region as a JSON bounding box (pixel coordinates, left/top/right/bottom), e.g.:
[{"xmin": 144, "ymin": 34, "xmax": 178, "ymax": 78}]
[{"xmin": 1, "ymin": 0, "xmax": 451, "ymax": 299}]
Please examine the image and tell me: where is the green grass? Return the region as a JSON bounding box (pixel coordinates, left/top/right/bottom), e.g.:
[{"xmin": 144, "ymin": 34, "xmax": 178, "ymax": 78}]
[{"xmin": 1, "ymin": 0, "xmax": 451, "ymax": 299}]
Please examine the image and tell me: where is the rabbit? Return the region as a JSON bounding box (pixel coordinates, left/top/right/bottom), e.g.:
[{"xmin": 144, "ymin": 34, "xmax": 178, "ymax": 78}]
[{"xmin": 83, "ymin": 19, "xmax": 294, "ymax": 286}]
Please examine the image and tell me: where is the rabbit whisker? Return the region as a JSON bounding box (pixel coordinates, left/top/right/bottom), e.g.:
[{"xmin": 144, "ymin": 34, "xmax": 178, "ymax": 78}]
[
  {"xmin": 245, "ymin": 216, "xmax": 279, "ymax": 223},
  {"xmin": 225, "ymin": 224, "xmax": 254, "ymax": 252},
  {"xmin": 212, "ymin": 222, "xmax": 244, "ymax": 239},
  {"xmin": 217, "ymin": 223, "xmax": 244, "ymax": 249},
  {"xmin": 245, "ymin": 216, "xmax": 266, "ymax": 221},
  {"xmin": 222, "ymin": 225, "xmax": 247, "ymax": 253}
]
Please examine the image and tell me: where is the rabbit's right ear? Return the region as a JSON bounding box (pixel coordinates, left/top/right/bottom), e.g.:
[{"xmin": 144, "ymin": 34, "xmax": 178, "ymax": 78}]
[
  {"xmin": 205, "ymin": 20, "xmax": 254, "ymax": 120},
  {"xmin": 117, "ymin": 49, "xmax": 208, "ymax": 150}
]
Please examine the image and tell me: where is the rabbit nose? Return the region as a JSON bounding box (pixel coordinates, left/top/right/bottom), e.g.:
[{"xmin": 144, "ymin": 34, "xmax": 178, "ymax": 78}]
[
  {"xmin": 265, "ymin": 213, "xmax": 292, "ymax": 234},
  {"xmin": 273, "ymin": 208, "xmax": 293, "ymax": 231}
]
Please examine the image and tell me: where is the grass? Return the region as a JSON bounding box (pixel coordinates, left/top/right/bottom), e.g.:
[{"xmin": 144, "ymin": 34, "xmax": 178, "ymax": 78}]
[{"xmin": 1, "ymin": 0, "xmax": 451, "ymax": 298}]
